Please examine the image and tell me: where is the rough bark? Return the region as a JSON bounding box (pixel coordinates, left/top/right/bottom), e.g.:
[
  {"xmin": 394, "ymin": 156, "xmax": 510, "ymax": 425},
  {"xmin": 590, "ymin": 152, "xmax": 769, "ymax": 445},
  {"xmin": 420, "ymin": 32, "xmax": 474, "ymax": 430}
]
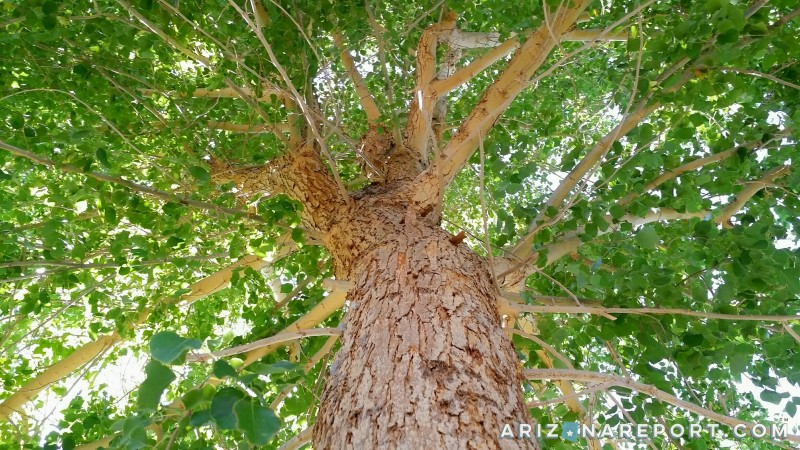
[{"xmin": 315, "ymin": 187, "xmax": 535, "ymax": 449}]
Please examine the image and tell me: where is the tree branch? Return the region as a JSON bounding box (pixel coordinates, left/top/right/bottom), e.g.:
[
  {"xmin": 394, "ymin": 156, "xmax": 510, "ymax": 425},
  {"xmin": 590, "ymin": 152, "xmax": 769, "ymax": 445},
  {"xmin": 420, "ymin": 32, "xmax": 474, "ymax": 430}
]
[
  {"xmin": 717, "ymin": 164, "xmax": 791, "ymax": 228},
  {"xmin": 187, "ymin": 328, "xmax": 341, "ymax": 362},
  {"xmin": 562, "ymin": 28, "xmax": 629, "ymax": 41},
  {"xmin": 404, "ymin": 12, "xmax": 458, "ymax": 162},
  {"xmin": 510, "ymin": 304, "xmax": 800, "ymax": 323},
  {"xmin": 140, "ymin": 86, "xmax": 293, "ymax": 104},
  {"xmin": 0, "ymin": 249, "xmax": 294, "ymax": 422},
  {"xmin": 511, "ymin": 102, "xmax": 659, "ymax": 258},
  {"xmin": 719, "ymin": 67, "xmax": 800, "ymax": 91},
  {"xmin": 230, "ymin": 0, "xmax": 352, "ymax": 208},
  {"xmin": 242, "ymin": 281, "xmax": 348, "ymax": 365},
  {"xmin": 524, "ymin": 369, "xmax": 800, "ymax": 444},
  {"xmin": 496, "ymin": 208, "xmax": 707, "ymax": 288},
  {"xmin": 277, "ymin": 427, "xmax": 313, "ymax": 450},
  {"xmin": 431, "ymin": 34, "xmax": 521, "ymax": 96},
  {"xmin": 617, "ymin": 143, "xmax": 753, "ymax": 206},
  {"xmin": 209, "ymin": 142, "xmax": 346, "ymax": 232},
  {"xmin": 409, "ymin": 1, "xmax": 592, "ymax": 210},
  {"xmin": 115, "ymin": 0, "xmax": 212, "ymax": 67},
  {"xmin": 206, "ymin": 120, "xmax": 293, "ymax": 135},
  {"xmin": 332, "ymin": 32, "xmax": 381, "ymax": 125}
]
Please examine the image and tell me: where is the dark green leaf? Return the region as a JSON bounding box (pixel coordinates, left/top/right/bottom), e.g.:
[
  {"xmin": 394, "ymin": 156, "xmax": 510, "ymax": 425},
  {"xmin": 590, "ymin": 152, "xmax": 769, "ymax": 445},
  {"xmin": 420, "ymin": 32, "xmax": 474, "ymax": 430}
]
[
  {"xmin": 233, "ymin": 399, "xmax": 281, "ymax": 445},
  {"xmin": 149, "ymin": 331, "xmax": 202, "ymax": 365},
  {"xmin": 138, "ymin": 360, "xmax": 176, "ymax": 410}
]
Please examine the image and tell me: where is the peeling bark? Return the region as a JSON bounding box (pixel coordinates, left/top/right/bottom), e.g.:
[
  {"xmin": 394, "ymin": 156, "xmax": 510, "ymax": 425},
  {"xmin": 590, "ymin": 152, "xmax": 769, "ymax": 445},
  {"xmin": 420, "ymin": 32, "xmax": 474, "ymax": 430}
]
[
  {"xmin": 210, "ymin": 142, "xmax": 346, "ymax": 232},
  {"xmin": 315, "ymin": 187, "xmax": 535, "ymax": 449}
]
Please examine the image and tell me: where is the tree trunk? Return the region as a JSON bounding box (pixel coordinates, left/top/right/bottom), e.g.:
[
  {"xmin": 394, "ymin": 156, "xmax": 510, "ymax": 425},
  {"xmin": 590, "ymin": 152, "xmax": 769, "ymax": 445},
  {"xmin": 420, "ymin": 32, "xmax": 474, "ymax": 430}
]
[{"xmin": 315, "ymin": 192, "xmax": 536, "ymax": 449}]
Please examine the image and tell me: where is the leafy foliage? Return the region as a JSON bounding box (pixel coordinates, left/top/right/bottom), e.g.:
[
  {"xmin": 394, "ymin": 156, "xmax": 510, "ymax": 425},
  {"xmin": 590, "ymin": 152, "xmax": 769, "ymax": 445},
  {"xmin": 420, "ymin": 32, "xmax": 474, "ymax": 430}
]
[{"xmin": 0, "ymin": 0, "xmax": 798, "ymax": 449}]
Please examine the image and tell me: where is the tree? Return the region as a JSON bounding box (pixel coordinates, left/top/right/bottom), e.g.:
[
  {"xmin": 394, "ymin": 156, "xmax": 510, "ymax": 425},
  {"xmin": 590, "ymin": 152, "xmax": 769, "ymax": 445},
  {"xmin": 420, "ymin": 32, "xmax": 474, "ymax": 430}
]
[{"xmin": 0, "ymin": 0, "xmax": 798, "ymax": 448}]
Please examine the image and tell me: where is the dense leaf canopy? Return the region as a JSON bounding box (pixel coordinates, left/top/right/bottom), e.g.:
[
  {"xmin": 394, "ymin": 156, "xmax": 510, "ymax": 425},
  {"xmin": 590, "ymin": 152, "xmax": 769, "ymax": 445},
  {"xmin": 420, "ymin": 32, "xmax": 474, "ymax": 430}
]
[{"xmin": 0, "ymin": 0, "xmax": 798, "ymax": 449}]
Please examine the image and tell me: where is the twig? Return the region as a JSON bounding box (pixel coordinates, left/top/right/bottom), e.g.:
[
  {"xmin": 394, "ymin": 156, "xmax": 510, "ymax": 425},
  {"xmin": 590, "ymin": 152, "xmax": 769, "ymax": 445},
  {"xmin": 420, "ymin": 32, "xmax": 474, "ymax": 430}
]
[
  {"xmin": 188, "ymin": 328, "xmax": 341, "ymax": 363},
  {"xmin": 524, "ymin": 369, "xmax": 800, "ymax": 444}
]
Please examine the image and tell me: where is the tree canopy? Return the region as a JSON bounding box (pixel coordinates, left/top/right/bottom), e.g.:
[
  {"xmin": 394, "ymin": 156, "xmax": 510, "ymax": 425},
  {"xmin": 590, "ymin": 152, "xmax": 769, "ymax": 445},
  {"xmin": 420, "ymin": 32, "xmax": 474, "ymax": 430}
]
[{"xmin": 1, "ymin": 0, "xmax": 799, "ymax": 449}]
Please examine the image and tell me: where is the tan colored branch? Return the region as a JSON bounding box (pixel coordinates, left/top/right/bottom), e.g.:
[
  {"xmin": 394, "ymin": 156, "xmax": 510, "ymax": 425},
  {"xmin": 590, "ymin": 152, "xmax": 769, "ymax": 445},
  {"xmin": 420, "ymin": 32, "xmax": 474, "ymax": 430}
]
[
  {"xmin": 563, "ymin": 28, "xmax": 629, "ymax": 41},
  {"xmin": 721, "ymin": 67, "xmax": 800, "ymax": 91},
  {"xmin": 0, "ymin": 250, "xmax": 292, "ymax": 422},
  {"xmin": 206, "ymin": 120, "xmax": 292, "ymax": 135},
  {"xmin": 243, "ymin": 283, "xmax": 348, "ymax": 365},
  {"xmin": 187, "ymin": 328, "xmax": 341, "ymax": 362},
  {"xmin": 140, "ymin": 86, "xmax": 292, "ymax": 104},
  {"xmin": 269, "ymin": 334, "xmax": 339, "ymax": 409},
  {"xmin": 512, "ymin": 304, "xmax": 800, "ymax": 323},
  {"xmin": 431, "ymin": 34, "xmax": 521, "ymax": 96},
  {"xmin": 0, "ymin": 333, "xmax": 119, "ymax": 421},
  {"xmin": 409, "ymin": 1, "xmax": 592, "ymax": 209},
  {"xmin": 332, "ymin": 32, "xmax": 381, "ymax": 125},
  {"xmin": 277, "ymin": 427, "xmax": 313, "ymax": 450},
  {"xmin": 74, "ymin": 434, "xmax": 116, "ymax": 450},
  {"xmin": 717, "ymin": 165, "xmax": 791, "ymax": 228},
  {"xmin": 618, "ymin": 145, "xmax": 746, "ymax": 206},
  {"xmin": 496, "ymin": 208, "xmax": 706, "ymax": 286},
  {"xmin": 515, "ymin": 318, "xmax": 607, "ymax": 450},
  {"xmin": 230, "ymin": 0, "xmax": 352, "ymax": 206},
  {"xmin": 524, "ymin": 369, "xmax": 800, "ymax": 444},
  {"xmin": 511, "ymin": 102, "xmax": 659, "ymax": 258},
  {"xmin": 405, "ymin": 13, "xmax": 458, "ymax": 160}
]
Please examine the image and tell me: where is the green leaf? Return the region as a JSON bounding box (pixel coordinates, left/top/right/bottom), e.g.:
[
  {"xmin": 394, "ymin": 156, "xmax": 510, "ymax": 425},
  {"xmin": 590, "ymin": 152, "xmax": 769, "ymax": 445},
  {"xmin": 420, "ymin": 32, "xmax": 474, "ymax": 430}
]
[
  {"xmin": 759, "ymin": 389, "xmax": 786, "ymax": 404},
  {"xmin": 188, "ymin": 165, "xmax": 210, "ymax": 183},
  {"xmin": 609, "ymin": 204, "xmax": 626, "ymax": 220},
  {"xmin": 149, "ymin": 331, "xmax": 202, "ymax": 365},
  {"xmin": 211, "ymin": 387, "xmax": 244, "ymax": 430},
  {"xmin": 138, "ymin": 360, "xmax": 176, "ymax": 410},
  {"xmin": 42, "ymin": 15, "xmax": 58, "ymax": 30},
  {"xmin": 730, "ymin": 352, "xmax": 748, "ymax": 376},
  {"xmin": 212, "ymin": 359, "xmax": 238, "ymax": 379},
  {"xmin": 95, "ymin": 148, "xmax": 111, "ymax": 168},
  {"xmin": 233, "ymin": 399, "xmax": 281, "ymax": 445},
  {"xmin": 189, "ymin": 409, "xmax": 212, "ymax": 427},
  {"xmin": 635, "ymin": 226, "xmax": 659, "ymax": 248},
  {"xmin": 42, "ymin": 1, "xmax": 59, "ymax": 15},
  {"xmin": 9, "ymin": 112, "xmax": 24, "ymax": 129}
]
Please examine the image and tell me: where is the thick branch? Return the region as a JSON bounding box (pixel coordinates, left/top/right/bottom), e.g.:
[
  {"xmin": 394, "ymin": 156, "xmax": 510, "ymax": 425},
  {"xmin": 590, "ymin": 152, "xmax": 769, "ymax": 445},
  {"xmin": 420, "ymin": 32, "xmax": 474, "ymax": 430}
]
[
  {"xmin": 332, "ymin": 32, "xmax": 381, "ymax": 125},
  {"xmin": 718, "ymin": 165, "xmax": 791, "ymax": 228},
  {"xmin": 409, "ymin": 2, "xmax": 592, "ymax": 210},
  {"xmin": 210, "ymin": 142, "xmax": 347, "ymax": 232},
  {"xmin": 404, "ymin": 12, "xmax": 458, "ymax": 161},
  {"xmin": 431, "ymin": 34, "xmax": 521, "ymax": 96},
  {"xmin": 524, "ymin": 369, "xmax": 800, "ymax": 444}
]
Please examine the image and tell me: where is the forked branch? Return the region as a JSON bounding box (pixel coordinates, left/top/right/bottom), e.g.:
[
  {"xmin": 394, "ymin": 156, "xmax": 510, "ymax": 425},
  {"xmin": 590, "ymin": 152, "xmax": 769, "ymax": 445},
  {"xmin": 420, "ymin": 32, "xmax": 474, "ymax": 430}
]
[{"xmin": 409, "ymin": 1, "xmax": 593, "ymax": 210}]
